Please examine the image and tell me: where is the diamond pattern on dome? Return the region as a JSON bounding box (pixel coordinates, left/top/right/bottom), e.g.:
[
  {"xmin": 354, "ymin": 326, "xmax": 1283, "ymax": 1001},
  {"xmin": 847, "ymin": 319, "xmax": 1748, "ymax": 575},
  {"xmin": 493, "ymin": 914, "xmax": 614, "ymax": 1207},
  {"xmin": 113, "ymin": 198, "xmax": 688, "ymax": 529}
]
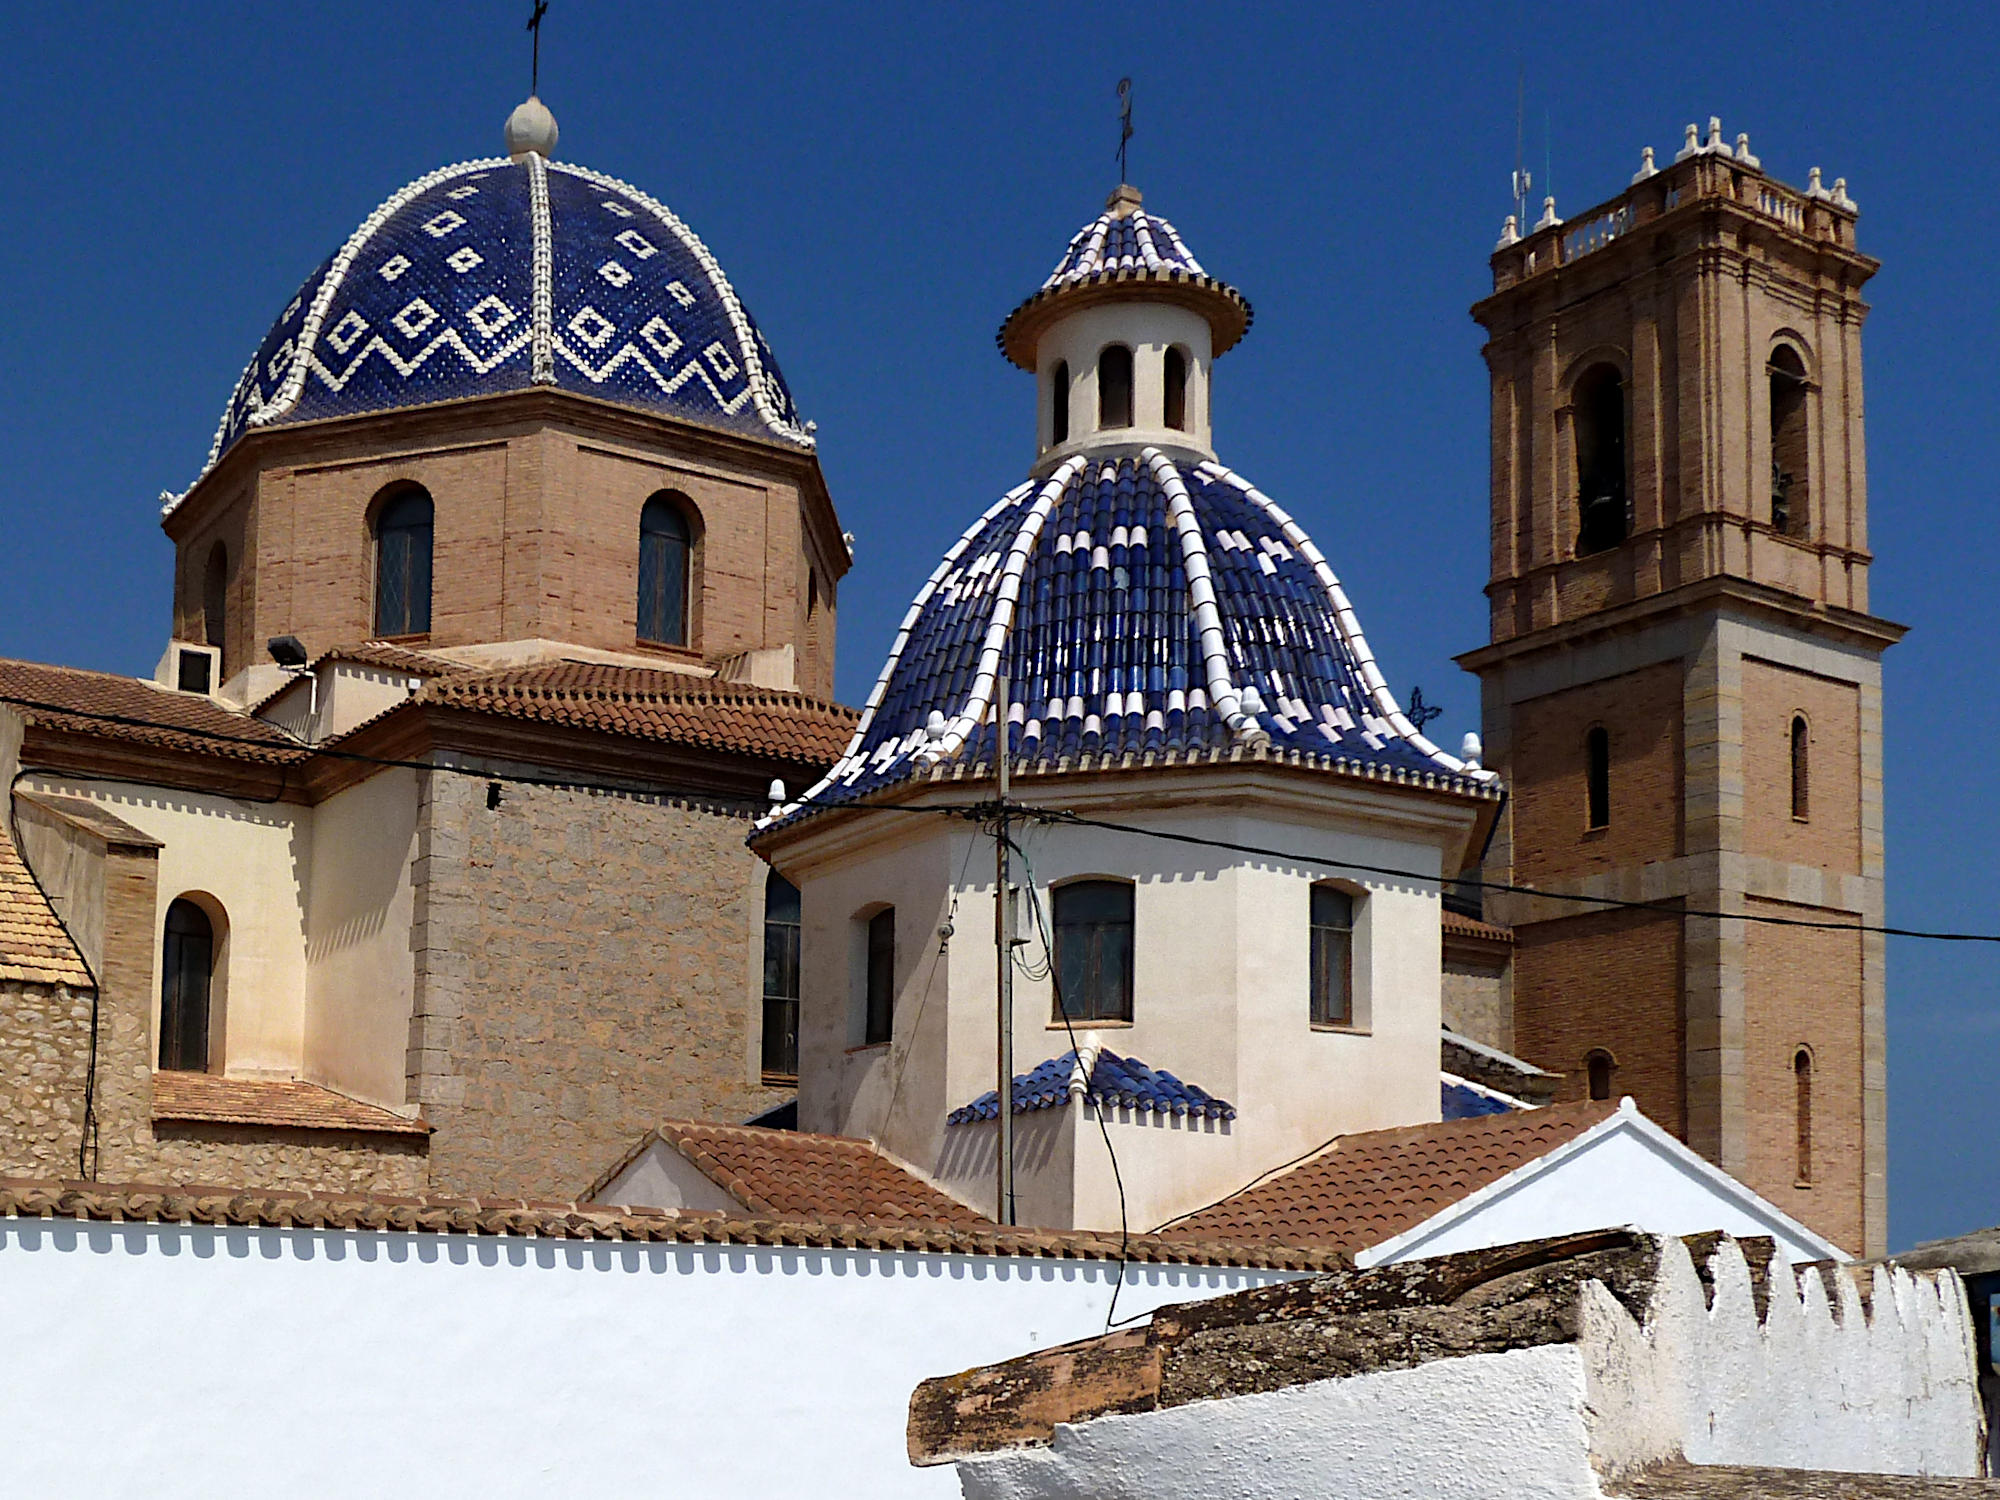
[
  {"xmin": 768, "ymin": 450, "xmax": 1483, "ymax": 827},
  {"xmin": 169, "ymin": 154, "xmax": 811, "ymax": 514}
]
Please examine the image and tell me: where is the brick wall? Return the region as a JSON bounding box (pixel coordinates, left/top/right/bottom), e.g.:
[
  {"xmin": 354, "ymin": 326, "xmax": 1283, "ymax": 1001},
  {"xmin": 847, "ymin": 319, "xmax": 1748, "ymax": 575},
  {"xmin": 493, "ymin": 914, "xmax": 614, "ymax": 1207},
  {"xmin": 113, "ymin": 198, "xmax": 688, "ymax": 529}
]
[
  {"xmin": 1742, "ymin": 897, "xmax": 1865, "ymax": 1253},
  {"xmin": 1740, "ymin": 658, "xmax": 1862, "ymax": 872},
  {"xmin": 1511, "ymin": 662, "xmax": 1685, "ymax": 884},
  {"xmin": 408, "ymin": 773, "xmax": 788, "ymax": 1199},
  {"xmin": 1512, "ymin": 905, "xmax": 1685, "ymax": 1133}
]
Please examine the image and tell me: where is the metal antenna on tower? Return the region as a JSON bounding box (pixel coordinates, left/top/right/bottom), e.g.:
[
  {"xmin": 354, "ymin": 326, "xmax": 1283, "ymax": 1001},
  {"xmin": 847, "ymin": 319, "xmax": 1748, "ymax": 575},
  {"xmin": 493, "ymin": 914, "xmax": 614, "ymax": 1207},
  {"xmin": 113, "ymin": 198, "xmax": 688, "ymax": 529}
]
[
  {"xmin": 1116, "ymin": 78, "xmax": 1134, "ymax": 183},
  {"xmin": 527, "ymin": 0, "xmax": 550, "ymax": 95},
  {"xmin": 1511, "ymin": 67, "xmax": 1532, "ymax": 230}
]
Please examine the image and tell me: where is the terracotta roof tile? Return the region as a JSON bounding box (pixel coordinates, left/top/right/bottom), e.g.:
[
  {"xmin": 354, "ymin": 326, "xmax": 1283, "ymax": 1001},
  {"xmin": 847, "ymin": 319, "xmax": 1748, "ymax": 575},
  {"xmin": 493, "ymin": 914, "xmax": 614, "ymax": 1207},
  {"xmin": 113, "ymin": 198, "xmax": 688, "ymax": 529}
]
[
  {"xmin": 0, "ymin": 1176, "xmax": 1350, "ymax": 1270},
  {"xmin": 1166, "ymin": 1101, "xmax": 1620, "ymax": 1253},
  {"xmin": 1442, "ymin": 908, "xmax": 1514, "ymax": 942},
  {"xmin": 420, "ymin": 662, "xmax": 856, "ymax": 767},
  {"xmin": 151, "ymin": 1074, "xmax": 431, "ymax": 1136},
  {"xmin": 314, "ymin": 641, "xmax": 454, "ymax": 674},
  {"xmin": 0, "ymin": 658, "xmax": 304, "ymax": 765},
  {"xmin": 627, "ymin": 1120, "xmax": 986, "ymax": 1225},
  {"xmin": 0, "ymin": 820, "xmax": 89, "ymax": 987}
]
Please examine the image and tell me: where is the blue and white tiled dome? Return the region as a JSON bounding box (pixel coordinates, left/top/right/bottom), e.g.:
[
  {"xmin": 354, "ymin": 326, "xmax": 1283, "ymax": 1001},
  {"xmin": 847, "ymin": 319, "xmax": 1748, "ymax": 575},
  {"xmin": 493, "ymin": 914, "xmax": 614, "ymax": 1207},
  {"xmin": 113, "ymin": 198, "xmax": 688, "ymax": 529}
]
[
  {"xmin": 770, "ymin": 449, "xmax": 1487, "ymax": 823},
  {"xmin": 169, "ymin": 133, "xmax": 808, "ymax": 511}
]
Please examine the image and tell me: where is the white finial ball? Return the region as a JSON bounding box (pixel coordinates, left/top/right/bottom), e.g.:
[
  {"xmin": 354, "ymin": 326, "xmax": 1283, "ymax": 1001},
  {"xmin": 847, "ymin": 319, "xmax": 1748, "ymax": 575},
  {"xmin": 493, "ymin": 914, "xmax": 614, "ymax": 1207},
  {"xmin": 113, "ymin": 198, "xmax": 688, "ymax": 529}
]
[
  {"xmin": 1460, "ymin": 732, "xmax": 1484, "ymax": 768},
  {"xmin": 504, "ymin": 96, "xmax": 559, "ymax": 158},
  {"xmin": 767, "ymin": 779, "xmax": 786, "ymax": 805}
]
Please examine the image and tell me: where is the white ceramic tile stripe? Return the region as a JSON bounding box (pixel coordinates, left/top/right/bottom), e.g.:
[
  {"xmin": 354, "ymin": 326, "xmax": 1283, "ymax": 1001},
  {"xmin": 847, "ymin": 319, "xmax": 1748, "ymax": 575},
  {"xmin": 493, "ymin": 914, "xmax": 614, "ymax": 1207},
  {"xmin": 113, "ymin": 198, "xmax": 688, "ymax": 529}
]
[
  {"xmin": 548, "ymin": 161, "xmax": 812, "ymax": 449},
  {"xmin": 926, "ymin": 456, "xmax": 1090, "ymax": 763},
  {"xmin": 1201, "ymin": 461, "xmax": 1477, "ymax": 776},
  {"xmin": 1146, "ymin": 448, "xmax": 1261, "ymax": 744},
  {"xmin": 755, "ymin": 482, "xmax": 1036, "ymax": 828},
  {"xmin": 166, "ymin": 156, "xmax": 511, "ymax": 514},
  {"xmin": 526, "ymin": 154, "xmax": 556, "ymax": 385}
]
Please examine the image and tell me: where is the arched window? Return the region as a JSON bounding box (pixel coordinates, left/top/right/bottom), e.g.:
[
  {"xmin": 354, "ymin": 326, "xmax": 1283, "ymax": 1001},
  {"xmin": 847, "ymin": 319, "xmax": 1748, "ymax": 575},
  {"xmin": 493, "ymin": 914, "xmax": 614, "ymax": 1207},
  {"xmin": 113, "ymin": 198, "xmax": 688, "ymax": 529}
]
[
  {"xmin": 159, "ymin": 899, "xmax": 215, "ymax": 1073},
  {"xmin": 1586, "ymin": 1049, "xmax": 1616, "ymax": 1102},
  {"xmin": 1573, "ymin": 364, "xmax": 1628, "ymax": 554},
  {"xmin": 1098, "ymin": 345, "xmax": 1134, "ymax": 430},
  {"xmin": 1054, "ymin": 880, "xmax": 1134, "ymax": 1022},
  {"xmin": 374, "ymin": 488, "xmax": 434, "ymax": 638},
  {"xmin": 1051, "ymin": 360, "xmax": 1071, "ymax": 445},
  {"xmin": 1794, "ymin": 1047, "xmax": 1813, "ymax": 1183},
  {"xmin": 202, "ymin": 543, "xmax": 228, "ymax": 650},
  {"xmin": 762, "ymin": 871, "xmax": 802, "ymax": 1080},
  {"xmin": 1163, "ymin": 347, "xmax": 1189, "ymax": 431},
  {"xmin": 863, "ymin": 906, "xmax": 896, "ymax": 1046},
  {"xmin": 638, "ymin": 493, "xmax": 693, "ymax": 647},
  {"xmin": 1585, "ymin": 726, "xmax": 1611, "ymax": 830},
  {"xmin": 1309, "ymin": 884, "xmax": 1356, "ymax": 1026},
  {"xmin": 1790, "ymin": 715, "xmax": 1810, "ymax": 822},
  {"xmin": 1770, "ymin": 345, "xmax": 1810, "ymax": 534}
]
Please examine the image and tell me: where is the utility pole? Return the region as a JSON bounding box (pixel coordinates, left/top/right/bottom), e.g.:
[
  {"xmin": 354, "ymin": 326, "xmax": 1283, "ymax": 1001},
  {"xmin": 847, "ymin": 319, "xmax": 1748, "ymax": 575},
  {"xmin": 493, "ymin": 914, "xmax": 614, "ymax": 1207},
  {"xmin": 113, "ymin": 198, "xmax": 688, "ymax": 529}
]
[{"xmin": 994, "ymin": 672, "xmax": 1015, "ymax": 1226}]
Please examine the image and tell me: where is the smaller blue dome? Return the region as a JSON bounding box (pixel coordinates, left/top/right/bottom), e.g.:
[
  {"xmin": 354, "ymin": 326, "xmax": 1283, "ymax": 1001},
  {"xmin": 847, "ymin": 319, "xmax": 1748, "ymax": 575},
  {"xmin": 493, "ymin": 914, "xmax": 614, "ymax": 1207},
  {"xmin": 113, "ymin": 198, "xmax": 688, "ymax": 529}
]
[
  {"xmin": 771, "ymin": 450, "xmax": 1487, "ymax": 824},
  {"xmin": 170, "ymin": 151, "xmax": 809, "ymax": 511}
]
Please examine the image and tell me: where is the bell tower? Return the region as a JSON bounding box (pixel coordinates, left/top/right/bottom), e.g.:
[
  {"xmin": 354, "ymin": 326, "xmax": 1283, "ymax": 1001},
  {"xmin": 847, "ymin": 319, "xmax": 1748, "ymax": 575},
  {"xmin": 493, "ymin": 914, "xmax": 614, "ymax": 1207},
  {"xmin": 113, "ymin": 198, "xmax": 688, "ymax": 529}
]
[{"xmin": 1457, "ymin": 120, "xmax": 1904, "ymax": 1255}]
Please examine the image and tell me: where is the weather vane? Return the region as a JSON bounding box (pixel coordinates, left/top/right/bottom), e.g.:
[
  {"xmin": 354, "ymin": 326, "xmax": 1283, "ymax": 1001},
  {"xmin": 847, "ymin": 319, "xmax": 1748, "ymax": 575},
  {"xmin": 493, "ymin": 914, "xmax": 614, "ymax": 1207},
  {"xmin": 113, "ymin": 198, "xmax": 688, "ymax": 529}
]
[
  {"xmin": 1406, "ymin": 685, "xmax": 1444, "ymax": 733},
  {"xmin": 1116, "ymin": 78, "xmax": 1133, "ymax": 183},
  {"xmin": 528, "ymin": 0, "xmax": 550, "ymax": 96}
]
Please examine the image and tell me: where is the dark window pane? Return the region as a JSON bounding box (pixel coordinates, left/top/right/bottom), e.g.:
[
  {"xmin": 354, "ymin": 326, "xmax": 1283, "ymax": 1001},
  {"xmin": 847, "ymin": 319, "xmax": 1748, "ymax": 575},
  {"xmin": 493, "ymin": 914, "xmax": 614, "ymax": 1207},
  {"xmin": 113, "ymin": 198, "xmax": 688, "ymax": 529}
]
[
  {"xmin": 159, "ymin": 899, "xmax": 214, "ymax": 1073},
  {"xmin": 1054, "ymin": 880, "xmax": 1133, "ymax": 1022},
  {"xmin": 374, "ymin": 490, "xmax": 433, "ymax": 636},
  {"xmin": 1051, "ymin": 361, "xmax": 1070, "ymax": 444},
  {"xmin": 1585, "ymin": 727, "xmax": 1611, "ymax": 830},
  {"xmin": 762, "ymin": 873, "xmax": 802, "ymax": 1076},
  {"xmin": 1587, "ymin": 1051, "xmax": 1615, "ymax": 1101},
  {"xmin": 1098, "ymin": 346, "xmax": 1133, "ymax": 429},
  {"xmin": 1164, "ymin": 347, "xmax": 1188, "ymax": 431},
  {"xmin": 1790, "ymin": 716, "xmax": 1810, "ymax": 821},
  {"xmin": 1794, "ymin": 1049, "xmax": 1812, "ymax": 1182},
  {"xmin": 865, "ymin": 907, "xmax": 896, "ymax": 1045},
  {"xmin": 1309, "ymin": 885, "xmax": 1354, "ymax": 1026},
  {"xmin": 202, "ymin": 544, "xmax": 228, "ymax": 650},
  {"xmin": 639, "ymin": 496, "xmax": 691, "ymax": 646}
]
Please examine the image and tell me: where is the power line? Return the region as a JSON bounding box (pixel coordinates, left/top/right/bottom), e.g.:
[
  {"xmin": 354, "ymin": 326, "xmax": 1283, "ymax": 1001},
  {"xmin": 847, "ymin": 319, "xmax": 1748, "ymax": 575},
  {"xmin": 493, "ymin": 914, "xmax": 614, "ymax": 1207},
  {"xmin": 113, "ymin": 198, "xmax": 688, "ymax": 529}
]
[{"xmin": 3, "ymin": 689, "xmax": 1993, "ymax": 944}]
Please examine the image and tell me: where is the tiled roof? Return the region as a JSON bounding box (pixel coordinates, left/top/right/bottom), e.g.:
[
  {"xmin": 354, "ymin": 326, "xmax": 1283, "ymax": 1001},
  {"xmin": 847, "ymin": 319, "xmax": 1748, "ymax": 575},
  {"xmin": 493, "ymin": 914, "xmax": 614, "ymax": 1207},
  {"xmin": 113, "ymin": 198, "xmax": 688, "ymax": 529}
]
[
  {"xmin": 1442, "ymin": 908, "xmax": 1514, "ymax": 943},
  {"xmin": 417, "ymin": 662, "xmax": 855, "ymax": 767},
  {"xmin": 174, "ymin": 152, "xmax": 809, "ymax": 508},
  {"xmin": 151, "ymin": 1074, "xmax": 432, "ymax": 1136},
  {"xmin": 1441, "ymin": 1073, "xmax": 1529, "ymax": 1119},
  {"xmin": 948, "ymin": 1047, "xmax": 1235, "ymax": 1126},
  {"xmin": 1166, "ymin": 1100, "xmax": 1621, "ymax": 1251},
  {"xmin": 997, "ymin": 188, "xmax": 1253, "ymax": 366},
  {"xmin": 608, "ymin": 1120, "xmax": 986, "ymax": 1225},
  {"xmin": 0, "ymin": 658, "xmax": 304, "ymax": 765},
  {"xmin": 0, "ymin": 1177, "xmax": 1350, "ymax": 1271},
  {"xmin": 767, "ymin": 452, "xmax": 1493, "ymax": 828},
  {"xmin": 316, "ymin": 641, "xmax": 455, "ymax": 674},
  {"xmin": 0, "ymin": 821, "xmax": 89, "ymax": 987}
]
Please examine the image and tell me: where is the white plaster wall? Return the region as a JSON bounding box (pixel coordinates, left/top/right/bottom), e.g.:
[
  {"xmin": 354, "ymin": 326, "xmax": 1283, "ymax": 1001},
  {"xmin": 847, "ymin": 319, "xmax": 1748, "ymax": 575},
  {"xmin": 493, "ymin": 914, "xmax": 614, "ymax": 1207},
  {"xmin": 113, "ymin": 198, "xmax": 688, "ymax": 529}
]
[
  {"xmin": 302, "ymin": 768, "xmax": 421, "ymax": 1106},
  {"xmin": 24, "ymin": 776, "xmax": 311, "ymax": 1077},
  {"xmin": 1037, "ymin": 302, "xmax": 1214, "ymax": 463},
  {"xmin": 955, "ymin": 1344, "xmax": 1603, "ymax": 1500},
  {"xmin": 0, "ymin": 1216, "xmax": 1291, "ymax": 1499},
  {"xmin": 598, "ymin": 1139, "xmax": 750, "ymax": 1213},
  {"xmin": 1363, "ymin": 1112, "xmax": 1840, "ymax": 1268},
  {"xmin": 779, "ymin": 782, "xmax": 1461, "ymax": 1234}
]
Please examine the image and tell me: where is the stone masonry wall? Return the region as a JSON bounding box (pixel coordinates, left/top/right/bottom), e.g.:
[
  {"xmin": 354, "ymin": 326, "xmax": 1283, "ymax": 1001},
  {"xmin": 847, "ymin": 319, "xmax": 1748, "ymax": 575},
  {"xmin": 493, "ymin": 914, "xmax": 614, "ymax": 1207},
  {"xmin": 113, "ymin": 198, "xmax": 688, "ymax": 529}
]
[
  {"xmin": 0, "ymin": 981, "xmax": 93, "ymax": 1178},
  {"xmin": 409, "ymin": 772, "xmax": 787, "ymax": 1200},
  {"xmin": 1441, "ymin": 963, "xmax": 1511, "ymax": 1053}
]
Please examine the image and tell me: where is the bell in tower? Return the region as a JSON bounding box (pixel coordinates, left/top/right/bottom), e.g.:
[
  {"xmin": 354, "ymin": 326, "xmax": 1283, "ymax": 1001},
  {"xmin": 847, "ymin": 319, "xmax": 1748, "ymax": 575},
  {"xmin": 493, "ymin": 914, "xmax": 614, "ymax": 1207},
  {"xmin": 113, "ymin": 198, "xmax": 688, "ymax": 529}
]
[{"xmin": 1458, "ymin": 120, "xmax": 1905, "ymax": 1257}]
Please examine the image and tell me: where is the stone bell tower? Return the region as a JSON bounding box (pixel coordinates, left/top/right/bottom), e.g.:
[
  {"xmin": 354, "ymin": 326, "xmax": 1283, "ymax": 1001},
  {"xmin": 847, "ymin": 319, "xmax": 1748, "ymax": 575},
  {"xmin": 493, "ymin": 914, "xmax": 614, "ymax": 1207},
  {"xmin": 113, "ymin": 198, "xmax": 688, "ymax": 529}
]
[{"xmin": 1457, "ymin": 120, "xmax": 1903, "ymax": 1255}]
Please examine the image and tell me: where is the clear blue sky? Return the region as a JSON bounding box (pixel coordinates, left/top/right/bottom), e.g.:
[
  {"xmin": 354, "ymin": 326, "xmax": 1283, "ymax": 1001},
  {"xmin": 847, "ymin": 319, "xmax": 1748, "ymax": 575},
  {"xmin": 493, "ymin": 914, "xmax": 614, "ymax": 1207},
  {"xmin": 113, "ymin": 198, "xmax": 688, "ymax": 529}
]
[{"xmin": 6, "ymin": 3, "xmax": 1995, "ymax": 1250}]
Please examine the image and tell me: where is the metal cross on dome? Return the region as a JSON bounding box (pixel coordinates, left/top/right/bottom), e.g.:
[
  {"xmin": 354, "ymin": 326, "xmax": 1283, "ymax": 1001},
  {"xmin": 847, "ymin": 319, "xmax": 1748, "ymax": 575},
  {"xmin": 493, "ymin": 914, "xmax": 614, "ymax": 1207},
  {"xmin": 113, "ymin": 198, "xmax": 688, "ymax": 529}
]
[
  {"xmin": 527, "ymin": 0, "xmax": 550, "ymax": 95},
  {"xmin": 1116, "ymin": 78, "xmax": 1133, "ymax": 182}
]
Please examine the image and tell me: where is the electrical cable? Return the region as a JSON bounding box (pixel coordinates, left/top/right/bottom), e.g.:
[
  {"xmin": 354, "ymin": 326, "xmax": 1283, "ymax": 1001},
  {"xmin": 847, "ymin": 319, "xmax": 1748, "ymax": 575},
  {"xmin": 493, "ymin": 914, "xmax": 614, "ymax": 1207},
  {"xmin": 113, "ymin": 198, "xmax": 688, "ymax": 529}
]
[
  {"xmin": 882, "ymin": 833, "xmax": 983, "ymax": 1127},
  {"xmin": 1009, "ymin": 833, "xmax": 1133, "ymax": 1334}
]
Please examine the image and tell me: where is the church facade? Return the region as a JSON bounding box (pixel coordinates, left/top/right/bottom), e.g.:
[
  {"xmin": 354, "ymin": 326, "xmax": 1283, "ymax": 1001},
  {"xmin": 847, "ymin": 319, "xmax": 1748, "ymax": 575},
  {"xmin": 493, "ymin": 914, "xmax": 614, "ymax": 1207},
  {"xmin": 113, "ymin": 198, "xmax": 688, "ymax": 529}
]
[{"xmin": 0, "ymin": 99, "xmax": 851, "ymax": 1198}]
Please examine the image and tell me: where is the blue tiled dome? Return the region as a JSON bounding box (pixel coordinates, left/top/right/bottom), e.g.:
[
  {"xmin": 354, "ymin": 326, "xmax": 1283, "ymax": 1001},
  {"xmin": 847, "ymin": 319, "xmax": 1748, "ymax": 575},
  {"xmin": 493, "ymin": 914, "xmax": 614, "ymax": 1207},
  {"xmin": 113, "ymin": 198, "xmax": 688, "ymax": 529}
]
[
  {"xmin": 169, "ymin": 151, "xmax": 809, "ymax": 510},
  {"xmin": 772, "ymin": 449, "xmax": 1487, "ymax": 823}
]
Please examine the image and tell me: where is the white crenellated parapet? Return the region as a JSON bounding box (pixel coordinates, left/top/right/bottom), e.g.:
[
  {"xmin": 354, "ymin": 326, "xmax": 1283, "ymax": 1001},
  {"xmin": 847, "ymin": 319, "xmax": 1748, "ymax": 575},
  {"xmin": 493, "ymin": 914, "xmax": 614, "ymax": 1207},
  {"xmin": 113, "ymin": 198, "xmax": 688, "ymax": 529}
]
[
  {"xmin": 1580, "ymin": 1236, "xmax": 1984, "ymax": 1479},
  {"xmin": 1495, "ymin": 214, "xmax": 1519, "ymax": 249},
  {"xmin": 1734, "ymin": 132, "xmax": 1760, "ymax": 168},
  {"xmin": 1675, "ymin": 122, "xmax": 1702, "ymax": 162},
  {"xmin": 1533, "ymin": 195, "xmax": 1560, "ymax": 230},
  {"xmin": 1631, "ymin": 145, "xmax": 1657, "ymax": 183},
  {"xmin": 1832, "ymin": 176, "xmax": 1858, "ymax": 210}
]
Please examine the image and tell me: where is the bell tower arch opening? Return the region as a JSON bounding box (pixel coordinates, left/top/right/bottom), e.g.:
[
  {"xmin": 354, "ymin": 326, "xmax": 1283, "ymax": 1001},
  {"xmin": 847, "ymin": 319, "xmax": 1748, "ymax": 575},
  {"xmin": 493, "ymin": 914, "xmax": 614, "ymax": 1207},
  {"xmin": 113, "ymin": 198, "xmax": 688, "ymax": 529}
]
[{"xmin": 1460, "ymin": 123, "xmax": 1903, "ymax": 1257}]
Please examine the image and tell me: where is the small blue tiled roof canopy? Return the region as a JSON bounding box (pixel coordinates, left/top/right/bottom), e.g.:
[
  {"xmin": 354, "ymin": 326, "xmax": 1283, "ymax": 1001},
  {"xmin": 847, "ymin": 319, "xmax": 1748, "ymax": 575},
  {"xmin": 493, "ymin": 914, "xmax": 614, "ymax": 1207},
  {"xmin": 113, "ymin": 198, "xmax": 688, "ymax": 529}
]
[
  {"xmin": 947, "ymin": 1049, "xmax": 1235, "ymax": 1126},
  {"xmin": 1442, "ymin": 1076, "xmax": 1529, "ymax": 1119},
  {"xmin": 169, "ymin": 152, "xmax": 808, "ymax": 511},
  {"xmin": 1041, "ymin": 202, "xmax": 1207, "ymax": 287},
  {"xmin": 769, "ymin": 450, "xmax": 1487, "ymax": 824}
]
